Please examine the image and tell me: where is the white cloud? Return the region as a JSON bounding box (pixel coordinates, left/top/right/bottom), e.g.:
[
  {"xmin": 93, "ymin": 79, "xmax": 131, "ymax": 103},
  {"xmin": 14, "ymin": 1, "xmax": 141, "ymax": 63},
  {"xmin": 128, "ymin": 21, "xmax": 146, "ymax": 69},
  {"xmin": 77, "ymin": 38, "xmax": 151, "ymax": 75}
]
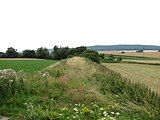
[{"xmin": 0, "ymin": 0, "xmax": 160, "ymax": 51}]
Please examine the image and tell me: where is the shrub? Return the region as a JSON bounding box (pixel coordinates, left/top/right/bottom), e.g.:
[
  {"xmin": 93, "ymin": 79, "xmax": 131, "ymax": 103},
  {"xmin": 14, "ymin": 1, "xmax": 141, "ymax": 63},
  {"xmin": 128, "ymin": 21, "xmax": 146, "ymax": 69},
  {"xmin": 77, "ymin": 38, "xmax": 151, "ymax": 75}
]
[
  {"xmin": 81, "ymin": 53, "xmax": 100, "ymax": 63},
  {"xmin": 103, "ymin": 55, "xmax": 122, "ymax": 63},
  {"xmin": 0, "ymin": 69, "xmax": 26, "ymax": 99},
  {"xmin": 117, "ymin": 57, "xmax": 122, "ymax": 62},
  {"xmin": 99, "ymin": 54, "xmax": 105, "ymax": 59},
  {"xmin": 136, "ymin": 49, "xmax": 143, "ymax": 53}
]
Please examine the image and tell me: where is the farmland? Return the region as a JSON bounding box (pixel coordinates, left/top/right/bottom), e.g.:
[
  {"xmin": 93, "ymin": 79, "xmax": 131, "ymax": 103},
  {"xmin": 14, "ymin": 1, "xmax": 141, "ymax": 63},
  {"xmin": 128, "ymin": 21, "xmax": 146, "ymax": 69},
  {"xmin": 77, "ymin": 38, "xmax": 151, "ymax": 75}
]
[
  {"xmin": 100, "ymin": 50, "xmax": 160, "ymax": 58},
  {"xmin": 103, "ymin": 63, "xmax": 160, "ymax": 94},
  {"xmin": 0, "ymin": 59, "xmax": 57, "ymax": 73}
]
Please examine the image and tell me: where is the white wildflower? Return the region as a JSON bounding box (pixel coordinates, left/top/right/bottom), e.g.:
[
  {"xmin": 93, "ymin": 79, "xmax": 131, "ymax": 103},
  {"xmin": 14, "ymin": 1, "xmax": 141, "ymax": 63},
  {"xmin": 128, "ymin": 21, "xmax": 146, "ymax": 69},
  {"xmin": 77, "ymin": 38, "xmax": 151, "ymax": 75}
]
[
  {"xmin": 103, "ymin": 111, "xmax": 108, "ymax": 116},
  {"xmin": 111, "ymin": 112, "xmax": 115, "ymax": 114},
  {"xmin": 100, "ymin": 108, "xmax": 104, "ymax": 111},
  {"xmin": 9, "ymin": 79, "xmax": 14, "ymax": 82},
  {"xmin": 59, "ymin": 114, "xmax": 63, "ymax": 116},
  {"xmin": 72, "ymin": 116, "xmax": 76, "ymax": 119},
  {"xmin": 115, "ymin": 112, "xmax": 120, "ymax": 115},
  {"xmin": 90, "ymin": 110, "xmax": 93, "ymax": 113},
  {"xmin": 73, "ymin": 108, "xmax": 78, "ymax": 112}
]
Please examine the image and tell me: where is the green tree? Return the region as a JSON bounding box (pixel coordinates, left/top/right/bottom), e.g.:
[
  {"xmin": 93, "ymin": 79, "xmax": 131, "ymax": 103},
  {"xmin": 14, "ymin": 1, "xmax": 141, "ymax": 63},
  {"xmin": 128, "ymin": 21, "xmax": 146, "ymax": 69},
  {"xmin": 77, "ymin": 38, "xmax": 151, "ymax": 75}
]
[
  {"xmin": 51, "ymin": 47, "xmax": 69, "ymax": 60},
  {"xmin": 0, "ymin": 52, "xmax": 5, "ymax": 58},
  {"xmin": 22, "ymin": 50, "xmax": 36, "ymax": 58},
  {"xmin": 53, "ymin": 45, "xmax": 59, "ymax": 52},
  {"xmin": 36, "ymin": 47, "xmax": 49, "ymax": 59},
  {"xmin": 75, "ymin": 46, "xmax": 87, "ymax": 54},
  {"xmin": 5, "ymin": 47, "xmax": 19, "ymax": 58}
]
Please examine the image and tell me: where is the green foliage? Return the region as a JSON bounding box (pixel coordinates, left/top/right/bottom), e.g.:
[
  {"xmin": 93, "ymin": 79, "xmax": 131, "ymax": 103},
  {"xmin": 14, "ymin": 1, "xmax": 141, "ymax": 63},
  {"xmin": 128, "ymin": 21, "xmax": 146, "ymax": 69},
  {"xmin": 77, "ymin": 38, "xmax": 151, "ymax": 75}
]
[
  {"xmin": 51, "ymin": 46, "xmax": 87, "ymax": 60},
  {"xmin": 103, "ymin": 55, "xmax": 122, "ymax": 63},
  {"xmin": 5, "ymin": 47, "xmax": 19, "ymax": 58},
  {"xmin": 0, "ymin": 57, "xmax": 160, "ymax": 120},
  {"xmin": 23, "ymin": 103, "xmax": 121, "ymax": 120},
  {"xmin": 22, "ymin": 50, "xmax": 36, "ymax": 58},
  {"xmin": 81, "ymin": 50, "xmax": 100, "ymax": 63},
  {"xmin": 0, "ymin": 52, "xmax": 5, "ymax": 58},
  {"xmin": 82, "ymin": 53, "xmax": 100, "ymax": 63},
  {"xmin": 51, "ymin": 47, "xmax": 70, "ymax": 60},
  {"xmin": 0, "ymin": 69, "xmax": 26, "ymax": 100},
  {"xmin": 36, "ymin": 47, "xmax": 49, "ymax": 59},
  {"xmin": 99, "ymin": 53, "xmax": 105, "ymax": 59}
]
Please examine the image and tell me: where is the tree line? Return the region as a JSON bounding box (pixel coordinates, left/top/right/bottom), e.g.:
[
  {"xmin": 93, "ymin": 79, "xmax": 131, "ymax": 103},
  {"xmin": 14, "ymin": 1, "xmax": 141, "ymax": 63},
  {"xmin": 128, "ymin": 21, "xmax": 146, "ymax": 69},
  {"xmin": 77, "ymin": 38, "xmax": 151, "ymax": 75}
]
[
  {"xmin": 0, "ymin": 46, "xmax": 103, "ymax": 62},
  {"xmin": 0, "ymin": 46, "xmax": 124, "ymax": 63}
]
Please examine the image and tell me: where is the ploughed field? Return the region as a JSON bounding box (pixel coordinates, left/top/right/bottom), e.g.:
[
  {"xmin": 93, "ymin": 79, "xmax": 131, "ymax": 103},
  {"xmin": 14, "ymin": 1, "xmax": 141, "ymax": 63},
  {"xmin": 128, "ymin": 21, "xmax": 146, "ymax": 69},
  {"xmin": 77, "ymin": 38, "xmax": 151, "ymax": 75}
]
[
  {"xmin": 104, "ymin": 63, "xmax": 160, "ymax": 94},
  {"xmin": 0, "ymin": 59, "xmax": 57, "ymax": 73}
]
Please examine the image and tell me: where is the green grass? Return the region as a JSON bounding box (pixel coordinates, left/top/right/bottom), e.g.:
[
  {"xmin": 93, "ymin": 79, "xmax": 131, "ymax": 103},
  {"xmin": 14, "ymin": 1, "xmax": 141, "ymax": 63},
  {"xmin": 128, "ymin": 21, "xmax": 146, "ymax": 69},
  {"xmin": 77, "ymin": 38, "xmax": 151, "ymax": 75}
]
[
  {"xmin": 1, "ymin": 57, "xmax": 160, "ymax": 120},
  {"xmin": 0, "ymin": 59, "xmax": 57, "ymax": 73},
  {"xmin": 104, "ymin": 63, "xmax": 160, "ymax": 94}
]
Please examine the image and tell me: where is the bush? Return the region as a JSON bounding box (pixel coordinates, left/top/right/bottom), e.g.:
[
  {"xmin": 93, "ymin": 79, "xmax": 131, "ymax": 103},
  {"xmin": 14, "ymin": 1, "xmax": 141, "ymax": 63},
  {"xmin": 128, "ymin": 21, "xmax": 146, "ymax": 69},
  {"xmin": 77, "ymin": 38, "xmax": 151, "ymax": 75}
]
[
  {"xmin": 99, "ymin": 53, "xmax": 105, "ymax": 59},
  {"xmin": 102, "ymin": 55, "xmax": 122, "ymax": 63},
  {"xmin": 81, "ymin": 50, "xmax": 100, "ymax": 63},
  {"xmin": 0, "ymin": 69, "xmax": 26, "ymax": 99},
  {"xmin": 136, "ymin": 49, "xmax": 143, "ymax": 53},
  {"xmin": 117, "ymin": 57, "xmax": 122, "ymax": 62}
]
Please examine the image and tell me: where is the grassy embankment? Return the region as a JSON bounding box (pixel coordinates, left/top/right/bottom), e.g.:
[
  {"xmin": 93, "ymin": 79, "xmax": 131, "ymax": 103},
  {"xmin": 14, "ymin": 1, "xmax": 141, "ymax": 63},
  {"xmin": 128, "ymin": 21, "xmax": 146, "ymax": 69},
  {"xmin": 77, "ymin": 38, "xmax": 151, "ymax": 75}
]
[{"xmin": 0, "ymin": 57, "xmax": 160, "ymax": 119}]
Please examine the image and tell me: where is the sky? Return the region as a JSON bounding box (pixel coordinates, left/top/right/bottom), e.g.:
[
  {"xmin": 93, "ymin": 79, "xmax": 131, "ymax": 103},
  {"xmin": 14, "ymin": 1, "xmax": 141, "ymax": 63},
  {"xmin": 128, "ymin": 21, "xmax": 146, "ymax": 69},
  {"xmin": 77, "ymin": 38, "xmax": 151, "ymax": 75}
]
[{"xmin": 0, "ymin": 0, "xmax": 160, "ymax": 52}]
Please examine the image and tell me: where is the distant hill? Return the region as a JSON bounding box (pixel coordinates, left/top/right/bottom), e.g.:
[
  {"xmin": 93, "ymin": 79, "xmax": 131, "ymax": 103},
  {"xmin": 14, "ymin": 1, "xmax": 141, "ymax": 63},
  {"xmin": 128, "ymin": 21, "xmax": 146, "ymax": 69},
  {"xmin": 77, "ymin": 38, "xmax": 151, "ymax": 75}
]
[{"xmin": 88, "ymin": 45, "xmax": 160, "ymax": 51}]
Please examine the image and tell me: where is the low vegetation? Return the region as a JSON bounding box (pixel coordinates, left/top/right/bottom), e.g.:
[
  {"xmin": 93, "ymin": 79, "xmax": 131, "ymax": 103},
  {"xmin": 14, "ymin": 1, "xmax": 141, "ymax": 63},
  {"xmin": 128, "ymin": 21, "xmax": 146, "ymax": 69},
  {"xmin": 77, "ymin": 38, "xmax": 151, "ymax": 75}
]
[
  {"xmin": 102, "ymin": 55, "xmax": 122, "ymax": 63},
  {"xmin": 0, "ymin": 60, "xmax": 56, "ymax": 73},
  {"xmin": 0, "ymin": 57, "xmax": 160, "ymax": 119}
]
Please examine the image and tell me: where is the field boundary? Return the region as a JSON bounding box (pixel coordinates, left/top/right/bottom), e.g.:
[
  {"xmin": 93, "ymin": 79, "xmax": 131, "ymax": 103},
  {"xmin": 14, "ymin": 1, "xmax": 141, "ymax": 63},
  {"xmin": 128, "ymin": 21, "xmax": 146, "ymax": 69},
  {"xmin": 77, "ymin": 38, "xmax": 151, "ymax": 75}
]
[{"xmin": 122, "ymin": 61, "xmax": 160, "ymax": 65}]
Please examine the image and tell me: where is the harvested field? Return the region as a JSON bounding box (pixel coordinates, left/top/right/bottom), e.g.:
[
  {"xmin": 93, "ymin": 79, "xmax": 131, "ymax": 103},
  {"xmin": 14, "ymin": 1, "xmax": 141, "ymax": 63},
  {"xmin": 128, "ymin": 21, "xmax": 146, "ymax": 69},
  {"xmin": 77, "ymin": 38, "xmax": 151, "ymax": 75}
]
[
  {"xmin": 100, "ymin": 51, "xmax": 160, "ymax": 58},
  {"xmin": 103, "ymin": 63, "xmax": 160, "ymax": 94}
]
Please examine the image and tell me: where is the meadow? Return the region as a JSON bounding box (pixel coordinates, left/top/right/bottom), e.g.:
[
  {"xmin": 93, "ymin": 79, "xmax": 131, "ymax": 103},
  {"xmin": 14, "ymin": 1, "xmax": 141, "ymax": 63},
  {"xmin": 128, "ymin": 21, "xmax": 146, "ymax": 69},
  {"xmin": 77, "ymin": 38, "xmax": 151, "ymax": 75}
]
[
  {"xmin": 104, "ymin": 63, "xmax": 160, "ymax": 94},
  {"xmin": 0, "ymin": 57, "xmax": 160, "ymax": 120},
  {"xmin": 0, "ymin": 59, "xmax": 57, "ymax": 73}
]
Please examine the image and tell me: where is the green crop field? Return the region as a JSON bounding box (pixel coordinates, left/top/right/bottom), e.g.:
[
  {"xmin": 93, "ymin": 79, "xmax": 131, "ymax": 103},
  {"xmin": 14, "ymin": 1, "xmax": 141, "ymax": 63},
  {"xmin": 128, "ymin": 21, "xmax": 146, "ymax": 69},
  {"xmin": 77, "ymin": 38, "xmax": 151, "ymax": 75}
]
[
  {"xmin": 0, "ymin": 59, "xmax": 57, "ymax": 73},
  {"xmin": 103, "ymin": 63, "xmax": 160, "ymax": 94}
]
